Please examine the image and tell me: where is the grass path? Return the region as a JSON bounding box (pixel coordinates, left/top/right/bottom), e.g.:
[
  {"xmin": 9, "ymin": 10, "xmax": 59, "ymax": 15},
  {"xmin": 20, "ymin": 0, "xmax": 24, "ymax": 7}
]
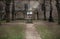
[
  {"xmin": 1, "ymin": 20, "xmax": 59, "ymax": 39},
  {"xmin": 25, "ymin": 23, "xmax": 41, "ymax": 39}
]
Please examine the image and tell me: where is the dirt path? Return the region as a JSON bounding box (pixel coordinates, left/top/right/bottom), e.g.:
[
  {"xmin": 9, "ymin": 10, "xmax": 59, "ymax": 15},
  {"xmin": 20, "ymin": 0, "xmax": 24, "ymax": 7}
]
[{"xmin": 25, "ymin": 23, "xmax": 41, "ymax": 39}]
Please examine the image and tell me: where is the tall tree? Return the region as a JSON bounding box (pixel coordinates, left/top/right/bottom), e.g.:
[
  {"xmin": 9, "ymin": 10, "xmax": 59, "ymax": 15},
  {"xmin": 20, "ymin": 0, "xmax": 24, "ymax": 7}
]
[
  {"xmin": 0, "ymin": 0, "xmax": 3, "ymax": 25},
  {"xmin": 5, "ymin": 0, "xmax": 11, "ymax": 22},
  {"xmin": 48, "ymin": 0, "xmax": 54, "ymax": 22},
  {"xmin": 37, "ymin": 10, "xmax": 39, "ymax": 20},
  {"xmin": 12, "ymin": 0, "xmax": 15, "ymax": 21},
  {"xmin": 24, "ymin": 4, "xmax": 28, "ymax": 18},
  {"xmin": 55, "ymin": 0, "xmax": 60, "ymax": 24},
  {"xmin": 42, "ymin": 0, "xmax": 46, "ymax": 20}
]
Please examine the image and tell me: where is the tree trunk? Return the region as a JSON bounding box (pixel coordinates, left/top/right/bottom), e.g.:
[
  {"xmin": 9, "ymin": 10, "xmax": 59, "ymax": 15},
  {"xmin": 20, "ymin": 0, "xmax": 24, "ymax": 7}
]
[
  {"xmin": 37, "ymin": 11, "xmax": 39, "ymax": 20},
  {"xmin": 0, "ymin": 1, "xmax": 3, "ymax": 25},
  {"xmin": 12, "ymin": 0, "xmax": 15, "ymax": 21},
  {"xmin": 43, "ymin": 0, "xmax": 46, "ymax": 20},
  {"xmin": 58, "ymin": 10, "xmax": 60, "ymax": 24},
  {"xmin": 5, "ymin": 2, "xmax": 10, "ymax": 22},
  {"xmin": 48, "ymin": 0, "xmax": 54, "ymax": 22},
  {"xmin": 56, "ymin": 0, "xmax": 60, "ymax": 24}
]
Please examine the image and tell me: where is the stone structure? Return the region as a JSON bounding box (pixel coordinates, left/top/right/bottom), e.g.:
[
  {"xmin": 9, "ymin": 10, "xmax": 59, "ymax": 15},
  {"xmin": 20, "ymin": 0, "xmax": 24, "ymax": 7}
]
[{"xmin": 13, "ymin": 0, "xmax": 58, "ymax": 22}]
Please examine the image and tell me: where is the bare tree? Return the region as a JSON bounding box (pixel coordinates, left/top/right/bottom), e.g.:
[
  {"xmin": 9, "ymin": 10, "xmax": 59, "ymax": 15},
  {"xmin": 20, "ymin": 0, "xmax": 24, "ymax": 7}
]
[
  {"xmin": 36, "ymin": 10, "xmax": 39, "ymax": 20},
  {"xmin": 5, "ymin": 0, "xmax": 11, "ymax": 22},
  {"xmin": 48, "ymin": 0, "xmax": 54, "ymax": 22},
  {"xmin": 42, "ymin": 0, "xmax": 46, "ymax": 20},
  {"xmin": 12, "ymin": 0, "xmax": 15, "ymax": 21},
  {"xmin": 0, "ymin": 0, "xmax": 3, "ymax": 25},
  {"xmin": 55, "ymin": 0, "xmax": 60, "ymax": 24}
]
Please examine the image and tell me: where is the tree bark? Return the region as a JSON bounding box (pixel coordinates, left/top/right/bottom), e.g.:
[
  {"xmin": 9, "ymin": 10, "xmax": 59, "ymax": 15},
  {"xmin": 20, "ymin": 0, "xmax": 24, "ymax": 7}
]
[
  {"xmin": 0, "ymin": 1, "xmax": 3, "ymax": 25},
  {"xmin": 43, "ymin": 0, "xmax": 46, "ymax": 20},
  {"xmin": 5, "ymin": 2, "xmax": 11, "ymax": 22},
  {"xmin": 55, "ymin": 0, "xmax": 60, "ymax": 24},
  {"xmin": 37, "ymin": 11, "xmax": 39, "ymax": 20},
  {"xmin": 12, "ymin": 0, "xmax": 15, "ymax": 21},
  {"xmin": 48, "ymin": 0, "xmax": 54, "ymax": 22}
]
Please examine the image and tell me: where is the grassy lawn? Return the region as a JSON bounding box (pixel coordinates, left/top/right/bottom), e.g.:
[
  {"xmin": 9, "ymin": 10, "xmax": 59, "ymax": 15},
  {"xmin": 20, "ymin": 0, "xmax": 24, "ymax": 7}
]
[
  {"xmin": 35, "ymin": 23, "xmax": 60, "ymax": 39},
  {"xmin": 0, "ymin": 24, "xmax": 25, "ymax": 39}
]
